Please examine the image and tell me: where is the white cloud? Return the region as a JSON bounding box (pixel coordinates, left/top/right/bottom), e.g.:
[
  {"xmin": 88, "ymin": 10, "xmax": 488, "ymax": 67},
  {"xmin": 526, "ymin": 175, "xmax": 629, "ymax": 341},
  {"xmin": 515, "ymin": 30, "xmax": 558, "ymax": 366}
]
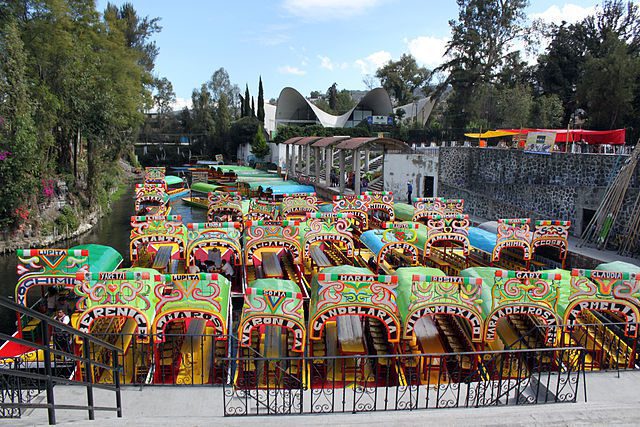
[
  {"xmin": 354, "ymin": 50, "xmax": 392, "ymax": 74},
  {"xmin": 278, "ymin": 65, "xmax": 306, "ymax": 76},
  {"xmin": 282, "ymin": 0, "xmax": 382, "ymax": 20},
  {"xmin": 530, "ymin": 4, "xmax": 596, "ymax": 25},
  {"xmin": 405, "ymin": 36, "xmax": 449, "ymax": 68},
  {"xmin": 318, "ymin": 55, "xmax": 334, "ymax": 70}
]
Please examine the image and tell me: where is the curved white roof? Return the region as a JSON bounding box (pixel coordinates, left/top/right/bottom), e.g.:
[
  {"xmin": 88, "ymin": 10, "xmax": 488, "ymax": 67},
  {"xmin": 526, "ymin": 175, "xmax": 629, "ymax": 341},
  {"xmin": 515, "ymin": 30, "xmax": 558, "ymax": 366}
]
[{"xmin": 275, "ymin": 87, "xmax": 393, "ymax": 128}]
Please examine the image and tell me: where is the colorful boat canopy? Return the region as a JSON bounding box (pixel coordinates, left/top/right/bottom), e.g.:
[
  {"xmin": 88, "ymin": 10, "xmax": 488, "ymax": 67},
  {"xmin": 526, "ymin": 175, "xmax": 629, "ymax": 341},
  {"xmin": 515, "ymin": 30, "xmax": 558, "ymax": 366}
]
[
  {"xmin": 595, "ymin": 261, "xmax": 640, "ymax": 274},
  {"xmin": 424, "ymin": 214, "xmax": 470, "ymax": 256},
  {"xmin": 562, "ymin": 268, "xmax": 640, "ymax": 336},
  {"xmin": 309, "ymin": 265, "xmax": 401, "ymax": 342},
  {"xmin": 239, "ymin": 279, "xmax": 305, "ymax": 352},
  {"xmin": 129, "ymin": 215, "xmax": 188, "ymax": 262},
  {"xmin": 164, "ymin": 175, "xmax": 184, "ymax": 186},
  {"xmin": 185, "ymin": 222, "xmax": 243, "ymax": 266},
  {"xmin": 468, "ymin": 227, "xmax": 497, "ymax": 254},
  {"xmin": 407, "ymin": 272, "xmax": 484, "ymax": 342},
  {"xmin": 244, "ymin": 221, "xmax": 302, "ymax": 265},
  {"xmin": 191, "ymin": 182, "xmax": 221, "ymax": 193},
  {"xmin": 247, "ymin": 180, "xmax": 299, "ymax": 189},
  {"xmin": 461, "ymin": 267, "xmax": 561, "ymax": 344},
  {"xmin": 152, "ymin": 272, "xmax": 231, "ymax": 341},
  {"xmin": 15, "ymin": 248, "xmax": 90, "ymax": 305},
  {"xmin": 74, "ymin": 268, "xmax": 161, "ymax": 341},
  {"xmin": 302, "ymin": 214, "xmax": 354, "ymax": 260}
]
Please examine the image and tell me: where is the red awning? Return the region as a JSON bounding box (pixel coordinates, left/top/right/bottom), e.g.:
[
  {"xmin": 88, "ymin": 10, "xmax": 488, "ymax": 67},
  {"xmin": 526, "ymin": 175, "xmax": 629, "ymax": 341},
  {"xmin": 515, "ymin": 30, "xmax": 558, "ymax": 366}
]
[{"xmin": 499, "ymin": 128, "xmax": 626, "ymax": 145}]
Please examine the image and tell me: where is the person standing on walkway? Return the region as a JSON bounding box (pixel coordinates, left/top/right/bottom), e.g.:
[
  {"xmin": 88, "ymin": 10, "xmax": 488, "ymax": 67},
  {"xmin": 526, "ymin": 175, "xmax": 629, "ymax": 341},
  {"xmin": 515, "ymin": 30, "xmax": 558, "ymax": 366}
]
[{"xmin": 407, "ymin": 181, "xmax": 413, "ymax": 204}]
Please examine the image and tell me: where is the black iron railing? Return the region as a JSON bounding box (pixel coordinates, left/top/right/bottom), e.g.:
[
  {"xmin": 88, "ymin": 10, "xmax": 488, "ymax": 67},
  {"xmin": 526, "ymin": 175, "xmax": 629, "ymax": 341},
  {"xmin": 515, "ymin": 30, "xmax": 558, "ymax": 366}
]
[
  {"xmin": 67, "ymin": 320, "xmax": 640, "ymax": 389},
  {"xmin": 0, "ymin": 297, "xmax": 123, "ymax": 425},
  {"xmin": 222, "ymin": 347, "xmax": 586, "ymax": 416}
]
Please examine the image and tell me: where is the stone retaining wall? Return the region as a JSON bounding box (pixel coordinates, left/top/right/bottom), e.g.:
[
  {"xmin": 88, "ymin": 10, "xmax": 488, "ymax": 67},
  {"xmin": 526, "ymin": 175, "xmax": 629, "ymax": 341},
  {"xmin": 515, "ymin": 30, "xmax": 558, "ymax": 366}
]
[{"xmin": 437, "ymin": 147, "xmax": 640, "ymax": 243}]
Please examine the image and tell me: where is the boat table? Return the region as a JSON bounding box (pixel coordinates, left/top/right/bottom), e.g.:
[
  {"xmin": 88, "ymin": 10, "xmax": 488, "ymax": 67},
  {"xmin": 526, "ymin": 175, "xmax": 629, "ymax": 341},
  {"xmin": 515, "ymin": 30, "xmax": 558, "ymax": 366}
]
[
  {"xmin": 414, "ymin": 317, "xmax": 445, "ymax": 366},
  {"xmin": 309, "ymin": 246, "xmax": 332, "ymax": 268},
  {"xmin": 152, "ymin": 245, "xmax": 174, "ymax": 272},
  {"xmin": 262, "ymin": 252, "xmax": 283, "ymax": 278},
  {"xmin": 337, "ymin": 315, "xmax": 365, "ymax": 354}
]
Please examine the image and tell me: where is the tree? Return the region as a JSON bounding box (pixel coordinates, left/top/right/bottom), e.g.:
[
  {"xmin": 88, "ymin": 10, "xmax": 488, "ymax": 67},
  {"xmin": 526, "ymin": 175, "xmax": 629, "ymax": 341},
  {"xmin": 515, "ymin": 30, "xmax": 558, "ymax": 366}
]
[
  {"xmin": 257, "ymin": 76, "xmax": 265, "ymax": 122},
  {"xmin": 208, "ymin": 68, "xmax": 232, "ymax": 102},
  {"xmin": 230, "ymin": 116, "xmax": 260, "ymax": 149},
  {"xmin": 436, "ymin": 0, "xmax": 529, "ymax": 136},
  {"xmin": 577, "ymin": 37, "xmax": 640, "ymax": 129},
  {"xmin": 310, "ymin": 90, "xmax": 321, "ymax": 98},
  {"xmin": 335, "ymin": 89, "xmax": 356, "ymax": 115},
  {"xmin": 153, "ymin": 77, "xmax": 176, "ymax": 116},
  {"xmin": 362, "ymin": 74, "xmax": 379, "ymax": 90},
  {"xmin": 0, "ymin": 21, "xmax": 38, "ymax": 226},
  {"xmin": 536, "ymin": 22, "xmax": 589, "ymax": 122},
  {"xmin": 327, "ymin": 83, "xmax": 338, "ymax": 110},
  {"xmin": 251, "ymin": 96, "xmax": 255, "ymax": 118},
  {"xmin": 243, "ymin": 85, "xmax": 251, "ymax": 117},
  {"xmin": 375, "ymin": 54, "xmax": 431, "ymax": 106},
  {"xmin": 215, "ymin": 93, "xmax": 232, "ymax": 155},
  {"xmin": 531, "ymin": 94, "xmax": 564, "ymax": 128},
  {"xmin": 495, "ymin": 84, "xmax": 533, "ymax": 128},
  {"xmin": 103, "ymin": 2, "xmax": 162, "ymax": 73},
  {"xmin": 251, "ymin": 125, "xmax": 270, "ymax": 160}
]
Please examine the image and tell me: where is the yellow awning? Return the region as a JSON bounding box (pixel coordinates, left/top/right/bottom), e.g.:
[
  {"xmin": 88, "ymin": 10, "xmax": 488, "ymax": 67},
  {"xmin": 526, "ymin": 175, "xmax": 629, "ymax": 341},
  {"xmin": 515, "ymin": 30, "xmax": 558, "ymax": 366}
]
[{"xmin": 464, "ymin": 130, "xmax": 519, "ymax": 139}]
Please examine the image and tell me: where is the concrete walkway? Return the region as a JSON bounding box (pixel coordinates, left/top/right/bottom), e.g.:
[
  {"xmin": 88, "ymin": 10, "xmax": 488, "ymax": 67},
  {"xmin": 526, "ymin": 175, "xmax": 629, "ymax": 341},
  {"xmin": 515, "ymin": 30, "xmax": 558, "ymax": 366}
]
[{"xmin": 3, "ymin": 371, "xmax": 640, "ymax": 426}]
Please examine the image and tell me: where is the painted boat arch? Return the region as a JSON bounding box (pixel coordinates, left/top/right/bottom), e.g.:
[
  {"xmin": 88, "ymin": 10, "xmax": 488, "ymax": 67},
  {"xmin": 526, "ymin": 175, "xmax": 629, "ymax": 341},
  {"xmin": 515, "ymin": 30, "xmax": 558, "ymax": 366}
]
[
  {"xmin": 363, "ymin": 191, "xmax": 395, "ymax": 226},
  {"xmin": 244, "ymin": 220, "xmax": 303, "ymax": 265},
  {"xmin": 144, "ymin": 166, "xmax": 166, "ymax": 186},
  {"xmin": 302, "ymin": 213, "xmax": 355, "ymax": 260},
  {"xmin": 151, "ymin": 273, "xmax": 231, "ymax": 342},
  {"xmin": 281, "ymin": 193, "xmax": 318, "ymax": 219},
  {"xmin": 424, "ymin": 214, "xmax": 471, "ymax": 257},
  {"xmin": 245, "ymin": 199, "xmax": 280, "ymax": 221},
  {"xmin": 483, "ymin": 270, "xmax": 561, "ymax": 345},
  {"xmin": 14, "ymin": 245, "xmax": 122, "ymax": 306},
  {"xmin": 532, "ymin": 220, "xmax": 571, "ymax": 268},
  {"xmin": 309, "ymin": 266, "xmax": 401, "ymax": 342},
  {"xmin": 332, "ymin": 195, "xmax": 369, "ymax": 231},
  {"xmin": 412, "ymin": 197, "xmax": 464, "ymax": 224},
  {"xmin": 129, "ymin": 215, "xmax": 188, "ymax": 263},
  {"xmin": 186, "ymin": 222, "xmax": 243, "ymax": 267},
  {"xmin": 134, "ymin": 184, "xmax": 170, "ymax": 214},
  {"xmin": 207, "ymin": 192, "xmax": 243, "ymax": 223},
  {"xmin": 238, "ymin": 279, "xmax": 306, "ymax": 352},
  {"xmin": 491, "ymin": 219, "xmax": 533, "ymax": 264},
  {"xmin": 15, "ymin": 248, "xmax": 90, "ymax": 306},
  {"xmin": 74, "ymin": 269, "xmax": 160, "ymax": 342},
  {"xmin": 563, "ymin": 269, "xmax": 640, "ymax": 337},
  {"xmin": 405, "ymin": 273, "xmax": 484, "ymax": 342}
]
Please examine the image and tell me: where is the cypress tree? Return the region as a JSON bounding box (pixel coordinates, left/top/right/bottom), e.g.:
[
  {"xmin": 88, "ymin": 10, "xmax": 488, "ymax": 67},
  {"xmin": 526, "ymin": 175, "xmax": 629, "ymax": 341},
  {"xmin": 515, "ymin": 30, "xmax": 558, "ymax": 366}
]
[
  {"xmin": 239, "ymin": 94, "xmax": 245, "ymax": 118},
  {"xmin": 251, "ymin": 96, "xmax": 255, "ymax": 118},
  {"xmin": 257, "ymin": 76, "xmax": 265, "ymax": 122},
  {"xmin": 244, "ymin": 84, "xmax": 251, "ymax": 117}
]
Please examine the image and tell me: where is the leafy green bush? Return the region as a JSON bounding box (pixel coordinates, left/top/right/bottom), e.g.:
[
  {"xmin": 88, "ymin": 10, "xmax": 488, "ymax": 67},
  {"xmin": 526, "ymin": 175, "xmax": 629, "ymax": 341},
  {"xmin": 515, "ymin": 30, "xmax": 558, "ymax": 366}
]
[{"xmin": 55, "ymin": 206, "xmax": 79, "ymax": 232}]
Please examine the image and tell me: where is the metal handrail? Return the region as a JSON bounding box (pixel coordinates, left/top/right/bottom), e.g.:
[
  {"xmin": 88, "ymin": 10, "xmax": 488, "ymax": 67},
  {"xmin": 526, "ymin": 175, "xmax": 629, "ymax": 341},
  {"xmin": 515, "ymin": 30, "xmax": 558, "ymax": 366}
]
[
  {"xmin": 0, "ymin": 297, "xmax": 121, "ymax": 353},
  {"xmin": 0, "ymin": 296, "xmax": 123, "ymax": 425}
]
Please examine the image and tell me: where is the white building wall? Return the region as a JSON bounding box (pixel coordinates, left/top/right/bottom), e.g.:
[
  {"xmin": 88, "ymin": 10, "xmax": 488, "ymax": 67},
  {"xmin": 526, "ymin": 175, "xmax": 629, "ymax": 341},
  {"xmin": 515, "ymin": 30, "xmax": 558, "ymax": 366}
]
[
  {"xmin": 383, "ymin": 151, "xmax": 439, "ymax": 202},
  {"xmin": 236, "ymin": 142, "xmax": 286, "ymax": 166}
]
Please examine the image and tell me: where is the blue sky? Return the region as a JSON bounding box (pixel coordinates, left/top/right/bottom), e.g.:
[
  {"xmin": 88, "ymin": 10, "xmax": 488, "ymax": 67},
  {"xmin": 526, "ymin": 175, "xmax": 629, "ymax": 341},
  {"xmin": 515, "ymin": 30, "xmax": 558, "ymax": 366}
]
[{"xmin": 98, "ymin": 0, "xmax": 602, "ymax": 109}]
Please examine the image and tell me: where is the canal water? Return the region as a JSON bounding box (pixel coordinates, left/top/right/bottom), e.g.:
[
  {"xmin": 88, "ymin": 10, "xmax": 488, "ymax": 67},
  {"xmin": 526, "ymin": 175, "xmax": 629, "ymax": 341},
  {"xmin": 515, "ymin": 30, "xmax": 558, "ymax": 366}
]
[{"xmin": 0, "ymin": 182, "xmax": 206, "ymax": 333}]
